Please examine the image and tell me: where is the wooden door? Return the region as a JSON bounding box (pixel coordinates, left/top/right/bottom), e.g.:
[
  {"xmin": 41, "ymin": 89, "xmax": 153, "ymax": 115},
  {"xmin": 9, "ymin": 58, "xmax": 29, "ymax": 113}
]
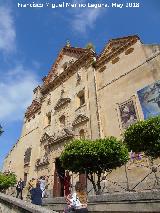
[{"xmin": 53, "ymin": 158, "xmax": 65, "ymax": 197}]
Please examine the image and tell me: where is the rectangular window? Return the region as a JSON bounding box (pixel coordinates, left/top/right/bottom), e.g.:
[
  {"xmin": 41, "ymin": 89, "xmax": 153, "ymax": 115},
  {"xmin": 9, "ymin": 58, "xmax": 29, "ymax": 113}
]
[{"xmin": 24, "ymin": 148, "xmax": 32, "ymax": 165}]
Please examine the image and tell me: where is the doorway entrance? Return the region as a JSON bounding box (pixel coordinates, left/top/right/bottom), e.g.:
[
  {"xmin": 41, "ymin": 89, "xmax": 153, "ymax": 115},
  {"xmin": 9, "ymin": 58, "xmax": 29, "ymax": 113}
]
[
  {"xmin": 53, "ymin": 158, "xmax": 65, "ymax": 197},
  {"xmin": 24, "ymin": 173, "xmax": 28, "ymax": 185}
]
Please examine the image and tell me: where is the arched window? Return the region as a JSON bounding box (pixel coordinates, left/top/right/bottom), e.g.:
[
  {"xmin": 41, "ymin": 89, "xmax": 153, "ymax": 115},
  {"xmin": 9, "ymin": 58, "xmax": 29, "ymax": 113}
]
[{"xmin": 77, "ymin": 90, "xmax": 85, "ymax": 107}]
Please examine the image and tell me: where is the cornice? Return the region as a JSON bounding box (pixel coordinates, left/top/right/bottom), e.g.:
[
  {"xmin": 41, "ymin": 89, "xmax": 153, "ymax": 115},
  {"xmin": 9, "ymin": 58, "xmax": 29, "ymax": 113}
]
[
  {"xmin": 25, "ymin": 100, "xmax": 41, "ymax": 119},
  {"xmin": 98, "ymin": 35, "xmax": 139, "ymax": 59},
  {"xmin": 96, "ymin": 36, "xmax": 139, "ymax": 69}
]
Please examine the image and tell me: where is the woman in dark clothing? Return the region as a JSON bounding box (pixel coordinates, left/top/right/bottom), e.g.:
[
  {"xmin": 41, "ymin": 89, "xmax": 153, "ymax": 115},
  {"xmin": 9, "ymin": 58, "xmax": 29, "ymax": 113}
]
[{"xmin": 30, "ymin": 182, "xmax": 42, "ymax": 205}]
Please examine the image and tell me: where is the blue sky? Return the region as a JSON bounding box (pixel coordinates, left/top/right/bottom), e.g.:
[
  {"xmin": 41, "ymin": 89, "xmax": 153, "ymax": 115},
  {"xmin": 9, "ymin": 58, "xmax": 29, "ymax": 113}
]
[{"xmin": 0, "ymin": 0, "xmax": 160, "ymax": 169}]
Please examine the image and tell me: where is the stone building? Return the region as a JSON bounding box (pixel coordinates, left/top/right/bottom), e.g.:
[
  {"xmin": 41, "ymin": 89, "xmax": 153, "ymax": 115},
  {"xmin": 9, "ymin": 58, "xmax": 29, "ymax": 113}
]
[{"xmin": 3, "ymin": 35, "xmax": 160, "ymax": 196}]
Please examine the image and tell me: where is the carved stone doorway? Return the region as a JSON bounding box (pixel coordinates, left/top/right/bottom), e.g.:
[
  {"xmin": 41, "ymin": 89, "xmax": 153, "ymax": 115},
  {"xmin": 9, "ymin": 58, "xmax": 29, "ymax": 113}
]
[{"xmin": 53, "ymin": 158, "xmax": 65, "ymax": 197}]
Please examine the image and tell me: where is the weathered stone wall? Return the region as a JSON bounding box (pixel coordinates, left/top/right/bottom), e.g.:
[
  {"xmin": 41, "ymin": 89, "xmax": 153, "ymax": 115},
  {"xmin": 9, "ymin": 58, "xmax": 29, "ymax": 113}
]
[{"xmin": 0, "ymin": 192, "xmax": 57, "ymax": 213}]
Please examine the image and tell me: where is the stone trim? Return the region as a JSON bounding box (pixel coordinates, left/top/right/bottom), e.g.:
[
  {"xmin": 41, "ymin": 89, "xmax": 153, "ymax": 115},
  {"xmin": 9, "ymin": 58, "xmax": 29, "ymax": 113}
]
[
  {"xmin": 98, "ymin": 66, "xmax": 106, "ymax": 73},
  {"xmin": 42, "ymin": 190, "xmax": 160, "ymax": 212},
  {"xmin": 111, "ymin": 57, "xmax": 120, "ymax": 64},
  {"xmin": 125, "ymin": 47, "xmax": 134, "ymax": 55},
  {"xmin": 98, "ymin": 35, "xmax": 139, "ymax": 59},
  {"xmin": 96, "ymin": 36, "xmax": 139, "ymax": 69}
]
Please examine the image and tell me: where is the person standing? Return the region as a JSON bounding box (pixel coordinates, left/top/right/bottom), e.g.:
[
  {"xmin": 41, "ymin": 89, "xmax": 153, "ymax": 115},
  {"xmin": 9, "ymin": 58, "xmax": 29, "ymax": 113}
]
[
  {"xmin": 30, "ymin": 182, "xmax": 42, "ymax": 205},
  {"xmin": 39, "ymin": 176, "xmax": 46, "ymax": 198},
  {"xmin": 16, "ymin": 178, "xmax": 24, "ymax": 200},
  {"xmin": 64, "ymin": 171, "xmax": 71, "ymax": 197}
]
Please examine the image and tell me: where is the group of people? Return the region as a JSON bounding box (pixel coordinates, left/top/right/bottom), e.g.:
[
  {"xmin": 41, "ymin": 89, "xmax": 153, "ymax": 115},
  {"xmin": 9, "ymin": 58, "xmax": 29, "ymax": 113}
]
[
  {"xmin": 16, "ymin": 176, "xmax": 48, "ymax": 205},
  {"xmin": 16, "ymin": 172, "xmax": 88, "ymax": 212}
]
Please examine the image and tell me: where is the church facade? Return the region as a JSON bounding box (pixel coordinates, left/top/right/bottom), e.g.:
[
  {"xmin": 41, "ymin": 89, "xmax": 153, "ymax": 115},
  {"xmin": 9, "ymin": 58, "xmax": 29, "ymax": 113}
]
[{"xmin": 3, "ymin": 35, "xmax": 160, "ymax": 196}]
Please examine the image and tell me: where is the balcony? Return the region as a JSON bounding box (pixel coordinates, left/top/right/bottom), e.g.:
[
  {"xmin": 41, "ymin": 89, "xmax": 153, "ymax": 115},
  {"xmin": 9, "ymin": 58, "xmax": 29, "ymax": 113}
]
[{"xmin": 47, "ymin": 128, "xmax": 74, "ymax": 147}]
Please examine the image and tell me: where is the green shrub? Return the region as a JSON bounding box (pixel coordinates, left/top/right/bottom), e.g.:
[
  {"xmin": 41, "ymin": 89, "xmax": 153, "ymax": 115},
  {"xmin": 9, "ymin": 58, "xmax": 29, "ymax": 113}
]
[
  {"xmin": 0, "ymin": 172, "xmax": 17, "ymax": 192},
  {"xmin": 124, "ymin": 115, "xmax": 160, "ymax": 158},
  {"xmin": 60, "ymin": 137, "xmax": 128, "ymax": 194}
]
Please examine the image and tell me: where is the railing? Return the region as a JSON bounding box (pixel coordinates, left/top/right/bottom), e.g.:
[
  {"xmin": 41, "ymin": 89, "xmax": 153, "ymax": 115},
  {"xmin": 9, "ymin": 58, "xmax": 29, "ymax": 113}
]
[{"xmin": 67, "ymin": 155, "xmax": 160, "ymax": 195}]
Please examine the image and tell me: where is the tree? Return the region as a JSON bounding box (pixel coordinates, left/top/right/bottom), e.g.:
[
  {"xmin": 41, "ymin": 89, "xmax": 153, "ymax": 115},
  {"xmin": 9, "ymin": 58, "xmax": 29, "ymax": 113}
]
[
  {"xmin": 123, "ymin": 115, "xmax": 160, "ymax": 159},
  {"xmin": 0, "ymin": 125, "xmax": 4, "ymax": 136},
  {"xmin": 0, "ymin": 172, "xmax": 17, "ymax": 192},
  {"xmin": 60, "ymin": 137, "xmax": 129, "ymax": 194}
]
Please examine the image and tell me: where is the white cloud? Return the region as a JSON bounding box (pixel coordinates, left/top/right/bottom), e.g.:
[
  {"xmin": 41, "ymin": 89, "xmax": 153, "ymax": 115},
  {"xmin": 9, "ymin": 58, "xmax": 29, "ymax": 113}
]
[
  {"xmin": 0, "ymin": 6, "xmax": 16, "ymax": 53},
  {"xmin": 0, "ymin": 6, "xmax": 40, "ymax": 122},
  {"xmin": 70, "ymin": 0, "xmax": 103, "ymax": 34},
  {"xmin": 0, "ymin": 65, "xmax": 40, "ymax": 122}
]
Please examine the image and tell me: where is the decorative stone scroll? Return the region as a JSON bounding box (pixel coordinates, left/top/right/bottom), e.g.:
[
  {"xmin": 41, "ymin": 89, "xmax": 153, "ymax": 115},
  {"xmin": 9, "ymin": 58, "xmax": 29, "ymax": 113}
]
[
  {"xmin": 72, "ymin": 114, "xmax": 89, "ymax": 127},
  {"xmin": 54, "ymin": 97, "xmax": 71, "ymax": 110},
  {"xmin": 98, "ymin": 66, "xmax": 106, "ymax": 73}
]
